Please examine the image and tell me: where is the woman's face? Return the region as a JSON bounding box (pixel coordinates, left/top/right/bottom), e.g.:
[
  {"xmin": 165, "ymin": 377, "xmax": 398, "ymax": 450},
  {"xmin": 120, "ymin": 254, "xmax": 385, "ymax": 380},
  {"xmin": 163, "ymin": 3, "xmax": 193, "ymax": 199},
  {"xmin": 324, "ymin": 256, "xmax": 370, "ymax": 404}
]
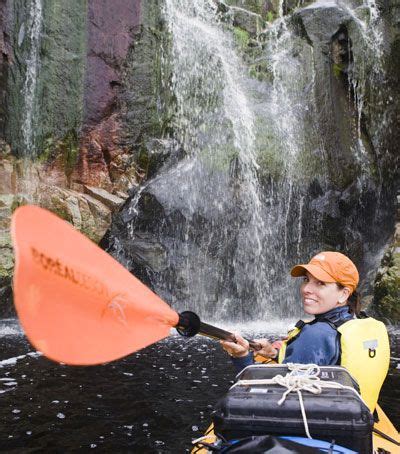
[{"xmin": 300, "ymin": 271, "xmax": 350, "ymax": 315}]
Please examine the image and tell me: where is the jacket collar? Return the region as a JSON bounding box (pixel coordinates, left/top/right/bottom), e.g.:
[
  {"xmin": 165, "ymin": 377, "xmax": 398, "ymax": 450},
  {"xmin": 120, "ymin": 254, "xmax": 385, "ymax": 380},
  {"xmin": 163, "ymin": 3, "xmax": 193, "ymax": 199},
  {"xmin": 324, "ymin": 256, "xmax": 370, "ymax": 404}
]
[{"xmin": 315, "ymin": 305, "xmax": 353, "ymax": 324}]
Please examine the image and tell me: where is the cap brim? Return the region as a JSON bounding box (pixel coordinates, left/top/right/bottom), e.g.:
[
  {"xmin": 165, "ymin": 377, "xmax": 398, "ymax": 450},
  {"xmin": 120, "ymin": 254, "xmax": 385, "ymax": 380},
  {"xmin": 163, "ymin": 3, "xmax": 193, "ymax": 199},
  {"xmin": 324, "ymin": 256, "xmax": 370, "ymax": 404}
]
[{"xmin": 290, "ymin": 264, "xmax": 336, "ymax": 283}]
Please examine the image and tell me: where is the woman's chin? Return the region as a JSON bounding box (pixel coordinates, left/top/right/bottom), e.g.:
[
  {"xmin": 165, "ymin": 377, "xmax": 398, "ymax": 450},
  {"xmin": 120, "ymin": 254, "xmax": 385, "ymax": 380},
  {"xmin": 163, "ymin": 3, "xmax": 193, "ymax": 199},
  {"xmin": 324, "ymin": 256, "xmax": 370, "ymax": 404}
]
[{"xmin": 303, "ymin": 305, "xmax": 318, "ymax": 315}]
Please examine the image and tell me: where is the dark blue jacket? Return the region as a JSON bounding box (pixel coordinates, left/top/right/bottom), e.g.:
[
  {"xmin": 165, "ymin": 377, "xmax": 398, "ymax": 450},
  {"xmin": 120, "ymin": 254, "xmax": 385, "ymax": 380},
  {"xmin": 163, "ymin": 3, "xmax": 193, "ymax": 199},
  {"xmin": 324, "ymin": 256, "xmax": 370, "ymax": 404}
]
[{"xmin": 231, "ymin": 306, "xmax": 353, "ymax": 373}]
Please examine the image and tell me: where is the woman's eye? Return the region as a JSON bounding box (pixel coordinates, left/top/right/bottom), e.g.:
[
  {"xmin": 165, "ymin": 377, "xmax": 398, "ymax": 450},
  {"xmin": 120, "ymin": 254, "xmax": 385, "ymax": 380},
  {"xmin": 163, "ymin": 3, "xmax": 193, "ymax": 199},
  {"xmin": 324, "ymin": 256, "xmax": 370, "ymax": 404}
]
[
  {"xmin": 302, "ymin": 277, "xmax": 309, "ymax": 283},
  {"xmin": 317, "ymin": 281, "xmax": 325, "ymax": 286}
]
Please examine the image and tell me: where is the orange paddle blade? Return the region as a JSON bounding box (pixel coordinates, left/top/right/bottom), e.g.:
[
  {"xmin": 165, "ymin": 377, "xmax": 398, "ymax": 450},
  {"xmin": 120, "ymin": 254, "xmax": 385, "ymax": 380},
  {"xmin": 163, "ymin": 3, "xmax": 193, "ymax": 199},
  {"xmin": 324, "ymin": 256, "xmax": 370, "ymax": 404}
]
[{"xmin": 11, "ymin": 205, "xmax": 179, "ymax": 365}]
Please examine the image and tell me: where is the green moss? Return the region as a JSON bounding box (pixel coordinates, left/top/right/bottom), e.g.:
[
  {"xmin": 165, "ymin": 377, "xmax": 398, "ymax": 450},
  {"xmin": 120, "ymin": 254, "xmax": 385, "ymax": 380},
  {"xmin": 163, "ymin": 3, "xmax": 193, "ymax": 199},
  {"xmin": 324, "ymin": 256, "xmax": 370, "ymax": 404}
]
[
  {"xmin": 266, "ymin": 11, "xmax": 274, "ymax": 23},
  {"xmin": 233, "ymin": 27, "xmax": 250, "ymax": 48},
  {"xmin": 136, "ymin": 148, "xmax": 150, "ymax": 178},
  {"xmin": 249, "ymin": 60, "xmax": 273, "ymax": 82},
  {"xmin": 60, "ymin": 130, "xmax": 79, "ymax": 176},
  {"xmin": 374, "ymin": 250, "xmax": 400, "ymax": 322},
  {"xmin": 257, "ymin": 146, "xmax": 285, "ymax": 180},
  {"xmin": 38, "ymin": 129, "xmax": 79, "ymax": 178},
  {"xmin": 6, "ymin": 0, "xmax": 87, "ymax": 158},
  {"xmin": 198, "ymin": 142, "xmax": 240, "ymax": 174},
  {"xmin": 253, "ymin": 123, "xmax": 286, "ymax": 180},
  {"xmin": 375, "ymin": 267, "xmax": 400, "ymax": 321},
  {"xmin": 333, "ymin": 63, "xmax": 344, "ymax": 79},
  {"xmin": 120, "ymin": 0, "xmax": 169, "ymax": 163},
  {"xmin": 10, "ymin": 194, "xmax": 29, "ymax": 213}
]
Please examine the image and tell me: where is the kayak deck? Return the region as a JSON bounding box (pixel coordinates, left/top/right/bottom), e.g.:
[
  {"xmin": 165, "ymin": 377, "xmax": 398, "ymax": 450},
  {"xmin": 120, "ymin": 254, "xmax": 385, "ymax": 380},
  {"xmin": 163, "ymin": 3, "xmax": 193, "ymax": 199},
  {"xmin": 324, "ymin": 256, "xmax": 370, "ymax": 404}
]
[
  {"xmin": 191, "ymin": 359, "xmax": 399, "ymax": 453},
  {"xmin": 191, "ymin": 406, "xmax": 400, "ymax": 453},
  {"xmin": 373, "ymin": 405, "xmax": 400, "ymax": 453}
]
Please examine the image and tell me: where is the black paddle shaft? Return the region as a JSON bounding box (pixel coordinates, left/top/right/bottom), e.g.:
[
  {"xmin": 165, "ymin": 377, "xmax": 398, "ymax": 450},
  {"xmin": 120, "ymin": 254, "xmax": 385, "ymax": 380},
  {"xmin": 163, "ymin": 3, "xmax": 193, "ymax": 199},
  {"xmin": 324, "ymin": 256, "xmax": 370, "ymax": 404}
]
[{"xmin": 176, "ymin": 311, "xmax": 262, "ymax": 351}]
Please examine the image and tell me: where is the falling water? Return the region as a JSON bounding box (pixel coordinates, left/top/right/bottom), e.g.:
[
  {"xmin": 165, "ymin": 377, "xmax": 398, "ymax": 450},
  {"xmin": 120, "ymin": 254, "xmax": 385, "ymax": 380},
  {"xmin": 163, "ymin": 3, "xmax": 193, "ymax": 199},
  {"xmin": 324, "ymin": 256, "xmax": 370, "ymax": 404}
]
[
  {"xmin": 110, "ymin": 0, "xmax": 317, "ymax": 321},
  {"xmin": 21, "ymin": 0, "xmax": 43, "ymax": 155},
  {"xmin": 109, "ymin": 0, "xmax": 390, "ymax": 322},
  {"xmin": 339, "ymin": 0, "xmax": 386, "ymax": 172},
  {"xmin": 265, "ymin": 7, "xmax": 313, "ymax": 258},
  {"xmin": 160, "ymin": 0, "xmax": 270, "ymax": 319}
]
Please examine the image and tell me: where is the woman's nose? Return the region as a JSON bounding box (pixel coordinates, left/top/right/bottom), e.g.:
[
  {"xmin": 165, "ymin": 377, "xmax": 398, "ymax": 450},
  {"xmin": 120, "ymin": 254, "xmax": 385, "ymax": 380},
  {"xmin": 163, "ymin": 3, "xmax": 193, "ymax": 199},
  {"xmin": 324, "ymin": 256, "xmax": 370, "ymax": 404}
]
[{"xmin": 302, "ymin": 282, "xmax": 312, "ymax": 294}]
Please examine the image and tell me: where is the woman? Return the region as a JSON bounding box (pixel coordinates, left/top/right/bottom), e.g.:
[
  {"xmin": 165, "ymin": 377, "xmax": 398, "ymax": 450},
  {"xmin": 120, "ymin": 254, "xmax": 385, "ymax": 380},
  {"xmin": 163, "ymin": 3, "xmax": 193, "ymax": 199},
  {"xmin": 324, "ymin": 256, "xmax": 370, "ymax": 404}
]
[
  {"xmin": 221, "ymin": 251, "xmax": 359, "ymax": 367},
  {"xmin": 221, "ymin": 251, "xmax": 390, "ymax": 412}
]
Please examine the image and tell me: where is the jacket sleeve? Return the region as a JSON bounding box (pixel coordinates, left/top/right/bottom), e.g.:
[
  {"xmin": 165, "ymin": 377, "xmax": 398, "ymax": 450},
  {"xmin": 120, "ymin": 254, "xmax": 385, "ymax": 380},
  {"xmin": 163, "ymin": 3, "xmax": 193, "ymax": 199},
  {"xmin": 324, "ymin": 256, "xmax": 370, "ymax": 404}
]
[
  {"xmin": 282, "ymin": 322, "xmax": 340, "ymax": 366},
  {"xmin": 231, "ymin": 352, "xmax": 254, "ymax": 373}
]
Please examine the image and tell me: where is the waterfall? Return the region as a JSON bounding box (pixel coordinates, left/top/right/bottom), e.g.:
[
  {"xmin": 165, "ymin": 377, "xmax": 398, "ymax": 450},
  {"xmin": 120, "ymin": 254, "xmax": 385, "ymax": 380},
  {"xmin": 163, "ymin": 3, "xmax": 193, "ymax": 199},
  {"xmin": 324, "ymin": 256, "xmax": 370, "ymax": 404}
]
[
  {"xmin": 109, "ymin": 0, "xmax": 317, "ymax": 321},
  {"xmin": 265, "ymin": 10, "xmax": 315, "ymax": 258},
  {"xmin": 21, "ymin": 0, "xmax": 43, "ymax": 155},
  {"xmin": 108, "ymin": 0, "xmax": 392, "ymax": 323},
  {"xmin": 160, "ymin": 0, "xmax": 270, "ymax": 319}
]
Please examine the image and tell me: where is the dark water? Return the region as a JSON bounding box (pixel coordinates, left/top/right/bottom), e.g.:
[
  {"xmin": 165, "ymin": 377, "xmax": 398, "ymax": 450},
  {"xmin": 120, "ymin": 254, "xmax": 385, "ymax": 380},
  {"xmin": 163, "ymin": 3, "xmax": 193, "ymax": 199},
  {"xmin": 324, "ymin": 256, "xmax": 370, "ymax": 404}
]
[{"xmin": 0, "ymin": 320, "xmax": 399, "ymax": 453}]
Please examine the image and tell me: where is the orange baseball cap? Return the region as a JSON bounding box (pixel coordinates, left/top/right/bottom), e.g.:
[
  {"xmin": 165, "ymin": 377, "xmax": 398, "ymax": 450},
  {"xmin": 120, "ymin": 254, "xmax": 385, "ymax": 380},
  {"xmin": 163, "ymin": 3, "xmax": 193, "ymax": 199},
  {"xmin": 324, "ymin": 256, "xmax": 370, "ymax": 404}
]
[{"xmin": 290, "ymin": 251, "xmax": 359, "ymax": 293}]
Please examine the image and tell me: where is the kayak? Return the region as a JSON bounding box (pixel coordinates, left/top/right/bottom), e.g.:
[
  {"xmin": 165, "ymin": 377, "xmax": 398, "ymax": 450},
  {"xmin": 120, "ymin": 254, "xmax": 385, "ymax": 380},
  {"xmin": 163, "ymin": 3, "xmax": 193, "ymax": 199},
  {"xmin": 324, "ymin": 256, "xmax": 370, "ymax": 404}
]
[
  {"xmin": 192, "ymin": 408, "xmax": 400, "ymax": 453},
  {"xmin": 191, "ymin": 363, "xmax": 400, "ymax": 453}
]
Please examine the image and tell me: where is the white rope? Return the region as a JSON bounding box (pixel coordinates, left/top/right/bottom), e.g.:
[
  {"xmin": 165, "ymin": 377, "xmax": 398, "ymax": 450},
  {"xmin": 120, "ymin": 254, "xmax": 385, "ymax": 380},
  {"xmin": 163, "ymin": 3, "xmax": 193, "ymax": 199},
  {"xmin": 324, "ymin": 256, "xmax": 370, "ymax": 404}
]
[
  {"xmin": 191, "ymin": 435, "xmax": 211, "ymax": 445},
  {"xmin": 230, "ymin": 363, "xmax": 367, "ymax": 439}
]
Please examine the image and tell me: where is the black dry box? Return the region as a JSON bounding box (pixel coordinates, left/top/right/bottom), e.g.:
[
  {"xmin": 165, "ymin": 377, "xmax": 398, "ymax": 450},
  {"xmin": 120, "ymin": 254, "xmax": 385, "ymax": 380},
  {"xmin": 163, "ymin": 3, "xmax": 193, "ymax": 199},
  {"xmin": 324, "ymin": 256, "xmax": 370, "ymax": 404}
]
[{"xmin": 212, "ymin": 365, "xmax": 374, "ymax": 453}]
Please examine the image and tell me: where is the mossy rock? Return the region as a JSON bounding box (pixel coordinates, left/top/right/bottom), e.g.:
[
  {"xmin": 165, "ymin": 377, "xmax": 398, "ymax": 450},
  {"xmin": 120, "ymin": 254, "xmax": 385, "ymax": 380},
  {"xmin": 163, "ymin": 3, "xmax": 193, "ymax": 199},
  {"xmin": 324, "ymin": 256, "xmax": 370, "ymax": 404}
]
[
  {"xmin": 6, "ymin": 0, "xmax": 86, "ymax": 157},
  {"xmin": 37, "ymin": 186, "xmax": 111, "ymax": 242},
  {"xmin": 375, "ymin": 267, "xmax": 400, "ymax": 321},
  {"xmin": 374, "ymin": 248, "xmax": 400, "ymax": 322},
  {"xmin": 224, "ymin": 0, "xmax": 266, "ymax": 15},
  {"xmin": 0, "ymin": 230, "xmax": 14, "ymax": 280},
  {"xmin": 0, "ymin": 247, "xmax": 14, "ymax": 279},
  {"xmin": 233, "ymin": 26, "xmax": 250, "ymax": 48},
  {"xmin": 332, "ymin": 62, "xmax": 345, "ymax": 78},
  {"xmin": 230, "ymin": 6, "xmax": 265, "ymax": 36}
]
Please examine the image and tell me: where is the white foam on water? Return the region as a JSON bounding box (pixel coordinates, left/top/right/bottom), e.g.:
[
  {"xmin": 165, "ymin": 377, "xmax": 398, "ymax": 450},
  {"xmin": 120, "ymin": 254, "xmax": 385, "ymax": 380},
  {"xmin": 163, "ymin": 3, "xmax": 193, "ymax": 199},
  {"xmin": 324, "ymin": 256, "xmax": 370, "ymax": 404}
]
[
  {"xmin": 0, "ymin": 351, "xmax": 42, "ymax": 368},
  {"xmin": 0, "ymin": 319, "xmax": 24, "ymax": 338}
]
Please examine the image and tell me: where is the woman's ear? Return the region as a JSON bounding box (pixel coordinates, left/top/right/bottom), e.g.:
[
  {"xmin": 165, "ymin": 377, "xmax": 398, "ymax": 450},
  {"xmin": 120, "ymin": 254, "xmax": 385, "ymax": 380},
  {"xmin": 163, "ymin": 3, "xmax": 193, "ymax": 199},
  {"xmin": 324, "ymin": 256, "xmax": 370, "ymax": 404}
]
[{"xmin": 338, "ymin": 287, "xmax": 351, "ymax": 304}]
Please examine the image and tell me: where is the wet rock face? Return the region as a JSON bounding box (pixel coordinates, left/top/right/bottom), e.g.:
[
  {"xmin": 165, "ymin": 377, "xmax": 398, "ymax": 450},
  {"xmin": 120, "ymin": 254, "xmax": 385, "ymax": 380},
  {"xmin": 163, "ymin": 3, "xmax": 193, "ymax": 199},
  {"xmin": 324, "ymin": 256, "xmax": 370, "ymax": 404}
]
[
  {"xmin": 373, "ymin": 194, "xmax": 400, "ymax": 323},
  {"xmin": 0, "ymin": 0, "xmax": 167, "ymax": 314},
  {"xmin": 0, "ymin": 1, "xmax": 11, "ymax": 141},
  {"xmin": 4, "ymin": 0, "xmax": 88, "ymax": 157},
  {"xmin": 76, "ymin": 0, "xmax": 167, "ymax": 192},
  {"xmin": 295, "ymin": 3, "xmax": 350, "ymax": 48},
  {"xmin": 293, "ymin": 5, "xmax": 361, "ymax": 189},
  {"xmin": 377, "ymin": 0, "xmax": 400, "ymax": 181},
  {"xmin": 289, "ymin": 2, "xmax": 397, "ymax": 259},
  {"xmin": 72, "ymin": 114, "xmax": 138, "ymax": 193},
  {"xmin": 1, "ymin": 0, "xmax": 162, "ymax": 203},
  {"xmin": 84, "ymin": 0, "xmax": 141, "ymax": 126},
  {"xmin": 2, "ymin": 0, "xmax": 152, "ymax": 186}
]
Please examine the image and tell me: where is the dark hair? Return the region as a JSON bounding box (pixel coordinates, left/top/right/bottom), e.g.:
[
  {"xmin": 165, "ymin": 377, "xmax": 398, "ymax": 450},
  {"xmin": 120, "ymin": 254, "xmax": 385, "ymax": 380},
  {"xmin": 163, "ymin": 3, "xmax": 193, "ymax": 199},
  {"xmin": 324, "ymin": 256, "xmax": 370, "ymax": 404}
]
[{"xmin": 336, "ymin": 283, "xmax": 361, "ymax": 316}]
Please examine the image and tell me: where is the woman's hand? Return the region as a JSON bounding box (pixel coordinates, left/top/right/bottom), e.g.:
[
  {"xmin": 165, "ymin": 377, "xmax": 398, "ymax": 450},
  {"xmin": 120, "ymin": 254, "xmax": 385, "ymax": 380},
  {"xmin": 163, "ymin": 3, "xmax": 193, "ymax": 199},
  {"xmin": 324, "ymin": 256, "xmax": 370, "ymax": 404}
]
[
  {"xmin": 220, "ymin": 332, "xmax": 250, "ymax": 358},
  {"xmin": 253, "ymin": 338, "xmax": 278, "ymax": 359}
]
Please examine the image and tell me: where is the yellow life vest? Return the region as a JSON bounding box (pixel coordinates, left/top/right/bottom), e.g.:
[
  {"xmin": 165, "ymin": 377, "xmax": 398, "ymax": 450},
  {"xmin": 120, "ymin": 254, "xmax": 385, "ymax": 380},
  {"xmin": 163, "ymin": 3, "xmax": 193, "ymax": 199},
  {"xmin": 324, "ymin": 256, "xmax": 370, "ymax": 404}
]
[{"xmin": 277, "ymin": 316, "xmax": 390, "ymax": 412}]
